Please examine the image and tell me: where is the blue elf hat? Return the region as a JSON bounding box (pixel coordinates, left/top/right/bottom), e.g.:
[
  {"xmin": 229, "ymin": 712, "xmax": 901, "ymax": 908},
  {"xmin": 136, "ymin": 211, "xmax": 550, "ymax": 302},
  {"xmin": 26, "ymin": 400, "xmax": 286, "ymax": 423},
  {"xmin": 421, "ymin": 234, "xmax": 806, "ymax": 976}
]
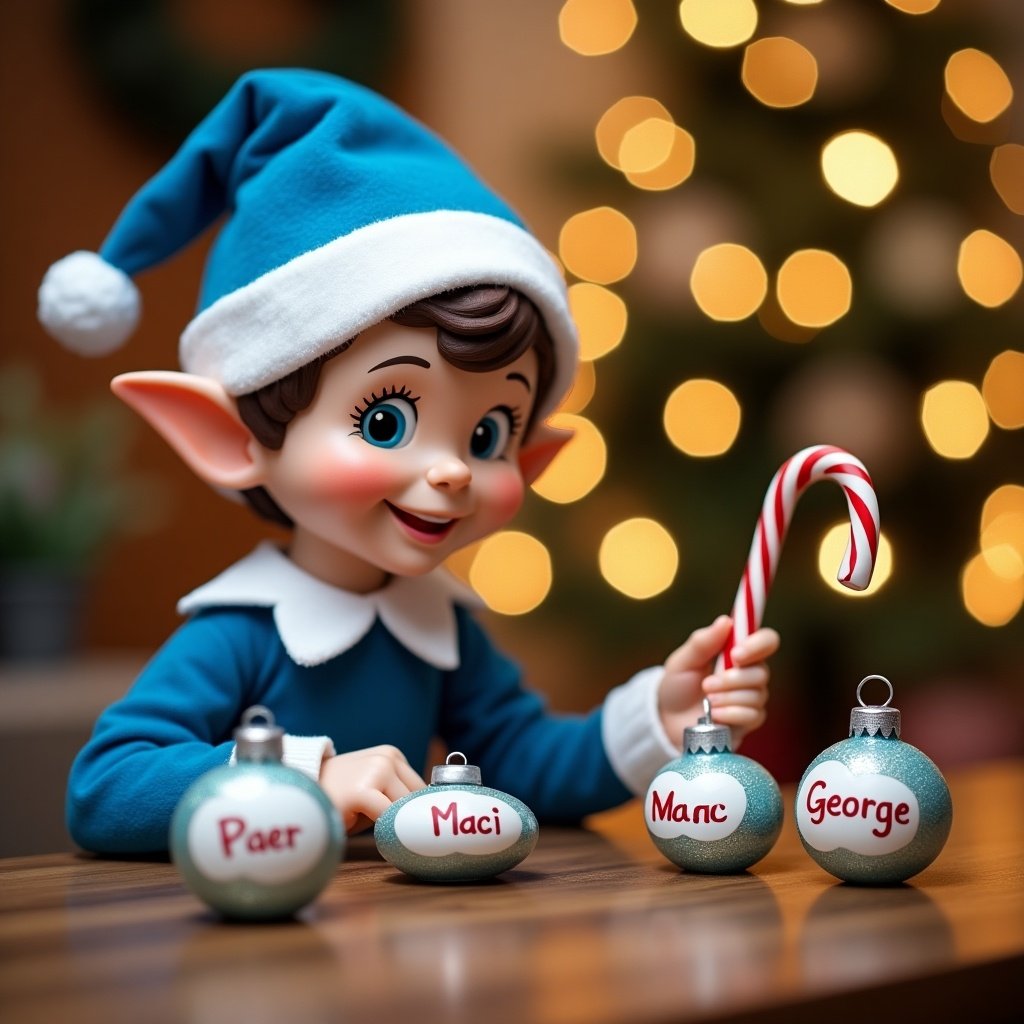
[{"xmin": 38, "ymin": 68, "xmax": 577, "ymax": 418}]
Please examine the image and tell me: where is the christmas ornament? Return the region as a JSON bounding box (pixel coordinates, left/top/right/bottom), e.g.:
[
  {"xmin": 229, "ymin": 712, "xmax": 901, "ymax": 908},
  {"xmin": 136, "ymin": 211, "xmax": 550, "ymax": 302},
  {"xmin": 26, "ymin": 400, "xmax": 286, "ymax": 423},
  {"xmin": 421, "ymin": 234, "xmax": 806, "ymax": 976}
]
[
  {"xmin": 374, "ymin": 752, "xmax": 539, "ymax": 882},
  {"xmin": 170, "ymin": 705, "xmax": 345, "ymax": 919},
  {"xmin": 795, "ymin": 675, "xmax": 953, "ymax": 885},
  {"xmin": 645, "ymin": 700, "xmax": 783, "ymax": 873},
  {"xmin": 716, "ymin": 444, "xmax": 879, "ymax": 671}
]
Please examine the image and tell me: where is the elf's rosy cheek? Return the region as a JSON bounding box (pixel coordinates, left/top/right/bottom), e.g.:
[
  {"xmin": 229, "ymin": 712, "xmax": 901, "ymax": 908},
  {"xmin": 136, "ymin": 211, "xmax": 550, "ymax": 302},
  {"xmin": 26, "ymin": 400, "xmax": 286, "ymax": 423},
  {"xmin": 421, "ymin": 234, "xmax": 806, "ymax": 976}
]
[
  {"xmin": 292, "ymin": 447, "xmax": 406, "ymax": 503},
  {"xmin": 485, "ymin": 470, "xmax": 526, "ymax": 523}
]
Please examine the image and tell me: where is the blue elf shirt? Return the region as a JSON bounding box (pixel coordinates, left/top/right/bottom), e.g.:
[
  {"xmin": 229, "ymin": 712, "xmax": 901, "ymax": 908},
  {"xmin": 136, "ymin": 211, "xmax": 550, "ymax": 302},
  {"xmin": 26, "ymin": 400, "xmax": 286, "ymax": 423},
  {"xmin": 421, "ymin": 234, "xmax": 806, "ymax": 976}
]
[{"xmin": 67, "ymin": 543, "xmax": 677, "ymax": 853}]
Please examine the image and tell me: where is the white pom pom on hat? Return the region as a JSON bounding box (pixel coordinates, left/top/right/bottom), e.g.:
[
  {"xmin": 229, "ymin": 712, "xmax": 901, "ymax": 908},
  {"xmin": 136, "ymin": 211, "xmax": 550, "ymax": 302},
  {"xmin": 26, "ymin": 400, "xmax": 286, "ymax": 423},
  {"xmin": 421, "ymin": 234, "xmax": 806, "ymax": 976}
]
[{"xmin": 38, "ymin": 250, "xmax": 141, "ymax": 357}]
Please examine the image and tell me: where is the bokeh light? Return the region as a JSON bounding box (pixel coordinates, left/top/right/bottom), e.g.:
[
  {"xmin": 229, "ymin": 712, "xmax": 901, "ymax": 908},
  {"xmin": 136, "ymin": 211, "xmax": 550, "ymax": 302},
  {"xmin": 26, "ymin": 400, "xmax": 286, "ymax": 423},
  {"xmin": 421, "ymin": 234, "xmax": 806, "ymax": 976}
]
[
  {"xmin": 559, "ymin": 0, "xmax": 637, "ymax": 56},
  {"xmin": 624, "ymin": 124, "xmax": 696, "ymax": 190},
  {"xmin": 469, "ymin": 531, "xmax": 552, "ymax": 615},
  {"xmin": 560, "ymin": 359, "xmax": 597, "ymax": 414},
  {"xmin": 980, "ymin": 486, "xmax": 1024, "ymax": 583},
  {"xmin": 663, "ymin": 379, "xmax": 742, "ymax": 457},
  {"xmin": 568, "ymin": 282, "xmax": 628, "ymax": 360},
  {"xmin": 741, "ymin": 37, "xmax": 818, "ymax": 108},
  {"xmin": 690, "ymin": 243, "xmax": 768, "ymax": 321},
  {"xmin": 885, "ymin": 0, "xmax": 941, "ymax": 13},
  {"xmin": 920, "ymin": 380, "xmax": 989, "ymax": 459},
  {"xmin": 596, "ymin": 96, "xmax": 674, "ymax": 170},
  {"xmin": 818, "ymin": 525, "xmax": 893, "ymax": 597},
  {"xmin": 982, "ymin": 350, "xmax": 1024, "ymax": 430},
  {"xmin": 990, "ymin": 144, "xmax": 1024, "ymax": 215},
  {"xmin": 961, "ymin": 553, "xmax": 1024, "ymax": 627},
  {"xmin": 957, "ymin": 229, "xmax": 1023, "ymax": 308},
  {"xmin": 983, "ymin": 485, "xmax": 1024, "ymax": 532},
  {"xmin": 559, "ymin": 207, "xmax": 638, "ymax": 284},
  {"xmin": 776, "ymin": 249, "xmax": 852, "ymax": 327},
  {"xmin": 821, "ymin": 130, "xmax": 899, "ymax": 207},
  {"xmin": 981, "ymin": 512, "xmax": 1024, "ymax": 580},
  {"xmin": 944, "ymin": 48, "xmax": 1014, "ymax": 124},
  {"xmin": 531, "ymin": 412, "xmax": 607, "ymax": 504},
  {"xmin": 678, "ymin": 0, "xmax": 757, "ymax": 49},
  {"xmin": 619, "ymin": 117, "xmax": 676, "ymax": 173},
  {"xmin": 599, "ymin": 517, "xmax": 679, "ymax": 598}
]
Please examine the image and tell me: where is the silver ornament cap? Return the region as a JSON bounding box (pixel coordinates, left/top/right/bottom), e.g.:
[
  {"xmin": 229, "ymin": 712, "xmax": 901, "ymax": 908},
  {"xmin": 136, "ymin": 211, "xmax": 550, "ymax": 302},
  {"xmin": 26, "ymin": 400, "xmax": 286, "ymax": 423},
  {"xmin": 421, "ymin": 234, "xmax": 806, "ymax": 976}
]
[
  {"xmin": 849, "ymin": 675, "xmax": 902, "ymax": 739},
  {"xmin": 233, "ymin": 705, "xmax": 285, "ymax": 762},
  {"xmin": 683, "ymin": 699, "xmax": 733, "ymax": 754},
  {"xmin": 430, "ymin": 751, "xmax": 482, "ymax": 785}
]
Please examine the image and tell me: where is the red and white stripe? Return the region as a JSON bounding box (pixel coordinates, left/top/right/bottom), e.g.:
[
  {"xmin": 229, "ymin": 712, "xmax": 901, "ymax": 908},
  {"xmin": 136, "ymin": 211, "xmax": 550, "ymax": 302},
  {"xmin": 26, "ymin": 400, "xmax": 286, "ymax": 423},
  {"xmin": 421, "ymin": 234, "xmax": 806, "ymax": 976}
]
[{"xmin": 716, "ymin": 445, "xmax": 880, "ymax": 672}]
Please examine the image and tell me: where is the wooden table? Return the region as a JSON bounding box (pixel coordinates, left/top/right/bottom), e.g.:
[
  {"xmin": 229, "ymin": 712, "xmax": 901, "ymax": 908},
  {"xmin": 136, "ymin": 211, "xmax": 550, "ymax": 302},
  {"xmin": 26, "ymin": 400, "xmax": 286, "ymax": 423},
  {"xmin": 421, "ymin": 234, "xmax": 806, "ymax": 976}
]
[{"xmin": 1, "ymin": 760, "xmax": 1021, "ymax": 1024}]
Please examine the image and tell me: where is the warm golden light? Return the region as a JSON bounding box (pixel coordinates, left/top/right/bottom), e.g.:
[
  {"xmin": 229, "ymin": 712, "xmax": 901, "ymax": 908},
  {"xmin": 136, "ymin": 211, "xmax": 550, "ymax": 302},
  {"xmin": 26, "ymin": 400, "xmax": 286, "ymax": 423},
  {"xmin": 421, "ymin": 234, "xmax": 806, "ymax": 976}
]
[
  {"xmin": 599, "ymin": 517, "xmax": 679, "ymax": 599},
  {"xmin": 559, "ymin": 0, "xmax": 638, "ymax": 56},
  {"xmin": 678, "ymin": 0, "xmax": 757, "ymax": 49},
  {"xmin": 531, "ymin": 412, "xmax": 607, "ymax": 504},
  {"xmin": 957, "ymin": 229, "xmax": 1023, "ymax": 308},
  {"xmin": 885, "ymin": 0, "xmax": 942, "ymax": 13},
  {"xmin": 690, "ymin": 243, "xmax": 768, "ymax": 321},
  {"xmin": 961, "ymin": 552, "xmax": 1024, "ymax": 627},
  {"xmin": 981, "ymin": 513, "xmax": 1024, "ymax": 580},
  {"xmin": 821, "ymin": 131, "xmax": 899, "ymax": 207},
  {"xmin": 982, "ymin": 484, "xmax": 1024, "ymax": 532},
  {"xmin": 818, "ymin": 525, "xmax": 892, "ymax": 597},
  {"xmin": 624, "ymin": 124, "xmax": 696, "ymax": 190},
  {"xmin": 983, "ymin": 350, "xmax": 1024, "ymax": 430},
  {"xmin": 920, "ymin": 380, "xmax": 989, "ymax": 459},
  {"xmin": 560, "ymin": 359, "xmax": 597, "ymax": 414},
  {"xmin": 619, "ymin": 117, "xmax": 676, "ymax": 173},
  {"xmin": 469, "ymin": 531, "xmax": 552, "ymax": 615},
  {"xmin": 741, "ymin": 37, "xmax": 818, "ymax": 108},
  {"xmin": 568, "ymin": 282, "xmax": 628, "ymax": 360},
  {"xmin": 663, "ymin": 379, "xmax": 742, "ymax": 457},
  {"xmin": 990, "ymin": 144, "xmax": 1024, "ymax": 215},
  {"xmin": 559, "ymin": 207, "xmax": 638, "ymax": 285},
  {"xmin": 596, "ymin": 96, "xmax": 674, "ymax": 170},
  {"xmin": 945, "ymin": 48, "xmax": 1014, "ymax": 124},
  {"xmin": 776, "ymin": 249, "xmax": 852, "ymax": 328}
]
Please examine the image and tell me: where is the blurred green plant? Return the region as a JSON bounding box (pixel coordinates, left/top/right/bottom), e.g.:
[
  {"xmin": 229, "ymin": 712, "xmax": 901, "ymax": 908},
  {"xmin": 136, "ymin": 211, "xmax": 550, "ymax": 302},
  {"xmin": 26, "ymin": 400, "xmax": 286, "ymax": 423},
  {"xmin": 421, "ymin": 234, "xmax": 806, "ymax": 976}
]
[{"xmin": 0, "ymin": 363, "xmax": 156, "ymax": 571}]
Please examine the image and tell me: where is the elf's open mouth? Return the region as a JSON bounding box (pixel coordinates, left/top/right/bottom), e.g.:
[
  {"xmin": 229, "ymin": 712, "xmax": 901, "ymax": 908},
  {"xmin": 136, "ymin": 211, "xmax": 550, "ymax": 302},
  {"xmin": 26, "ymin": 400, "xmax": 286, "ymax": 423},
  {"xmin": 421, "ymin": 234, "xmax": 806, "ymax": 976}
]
[{"xmin": 385, "ymin": 502, "xmax": 459, "ymax": 543}]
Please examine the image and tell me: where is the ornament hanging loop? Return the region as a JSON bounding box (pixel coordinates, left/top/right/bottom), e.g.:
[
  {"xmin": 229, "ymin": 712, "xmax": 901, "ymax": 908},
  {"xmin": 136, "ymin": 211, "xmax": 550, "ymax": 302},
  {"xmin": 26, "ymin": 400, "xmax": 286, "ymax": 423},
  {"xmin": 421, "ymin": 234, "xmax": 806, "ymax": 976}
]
[
  {"xmin": 431, "ymin": 750, "xmax": 482, "ymax": 786},
  {"xmin": 856, "ymin": 674, "xmax": 894, "ymax": 708}
]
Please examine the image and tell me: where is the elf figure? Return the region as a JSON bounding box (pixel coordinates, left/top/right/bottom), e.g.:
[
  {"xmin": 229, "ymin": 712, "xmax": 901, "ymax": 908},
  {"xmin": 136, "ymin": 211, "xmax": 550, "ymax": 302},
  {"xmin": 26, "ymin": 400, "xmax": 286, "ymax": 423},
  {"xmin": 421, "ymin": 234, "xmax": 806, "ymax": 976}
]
[{"xmin": 39, "ymin": 69, "xmax": 777, "ymax": 853}]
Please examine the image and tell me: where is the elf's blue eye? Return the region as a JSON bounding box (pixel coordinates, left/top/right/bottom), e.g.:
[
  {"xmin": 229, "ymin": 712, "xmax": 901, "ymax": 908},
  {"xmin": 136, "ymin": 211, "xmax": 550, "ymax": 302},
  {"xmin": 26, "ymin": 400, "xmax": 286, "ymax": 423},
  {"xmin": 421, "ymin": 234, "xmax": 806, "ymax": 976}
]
[
  {"xmin": 471, "ymin": 408, "xmax": 513, "ymax": 460},
  {"xmin": 360, "ymin": 397, "xmax": 417, "ymax": 449}
]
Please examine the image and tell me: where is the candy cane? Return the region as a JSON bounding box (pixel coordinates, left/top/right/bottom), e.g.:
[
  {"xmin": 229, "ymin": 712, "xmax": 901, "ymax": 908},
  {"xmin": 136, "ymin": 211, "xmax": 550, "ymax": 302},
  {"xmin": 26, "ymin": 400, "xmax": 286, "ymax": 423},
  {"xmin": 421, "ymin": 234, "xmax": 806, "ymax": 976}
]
[{"xmin": 716, "ymin": 445, "xmax": 880, "ymax": 672}]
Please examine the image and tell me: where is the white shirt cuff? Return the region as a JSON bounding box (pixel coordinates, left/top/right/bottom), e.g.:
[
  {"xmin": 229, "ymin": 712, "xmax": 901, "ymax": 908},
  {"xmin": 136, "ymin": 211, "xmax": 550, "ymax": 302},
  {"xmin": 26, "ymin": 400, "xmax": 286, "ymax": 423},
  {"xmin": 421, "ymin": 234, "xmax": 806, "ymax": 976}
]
[
  {"xmin": 601, "ymin": 666, "xmax": 680, "ymax": 796},
  {"xmin": 230, "ymin": 734, "xmax": 336, "ymax": 780}
]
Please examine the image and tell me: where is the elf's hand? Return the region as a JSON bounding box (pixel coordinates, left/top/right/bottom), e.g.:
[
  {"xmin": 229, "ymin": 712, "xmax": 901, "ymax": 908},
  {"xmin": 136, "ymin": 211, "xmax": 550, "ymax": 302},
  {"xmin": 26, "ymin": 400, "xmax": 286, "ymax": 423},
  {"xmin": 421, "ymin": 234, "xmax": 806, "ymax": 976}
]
[
  {"xmin": 319, "ymin": 745, "xmax": 427, "ymax": 834},
  {"xmin": 657, "ymin": 615, "xmax": 779, "ymax": 750}
]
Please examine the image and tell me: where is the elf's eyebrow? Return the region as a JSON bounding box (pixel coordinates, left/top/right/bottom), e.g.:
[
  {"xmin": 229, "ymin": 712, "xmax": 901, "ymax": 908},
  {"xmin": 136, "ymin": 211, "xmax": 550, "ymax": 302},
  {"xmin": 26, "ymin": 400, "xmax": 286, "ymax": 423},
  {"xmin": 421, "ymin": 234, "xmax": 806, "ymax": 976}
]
[
  {"xmin": 368, "ymin": 355, "xmax": 431, "ymax": 373},
  {"xmin": 507, "ymin": 372, "xmax": 531, "ymax": 392}
]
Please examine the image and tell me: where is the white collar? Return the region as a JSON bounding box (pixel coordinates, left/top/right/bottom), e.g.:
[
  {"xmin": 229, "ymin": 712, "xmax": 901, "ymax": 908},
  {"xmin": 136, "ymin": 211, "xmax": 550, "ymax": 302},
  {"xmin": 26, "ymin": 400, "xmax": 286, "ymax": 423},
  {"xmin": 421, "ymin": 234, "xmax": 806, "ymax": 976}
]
[{"xmin": 177, "ymin": 542, "xmax": 478, "ymax": 670}]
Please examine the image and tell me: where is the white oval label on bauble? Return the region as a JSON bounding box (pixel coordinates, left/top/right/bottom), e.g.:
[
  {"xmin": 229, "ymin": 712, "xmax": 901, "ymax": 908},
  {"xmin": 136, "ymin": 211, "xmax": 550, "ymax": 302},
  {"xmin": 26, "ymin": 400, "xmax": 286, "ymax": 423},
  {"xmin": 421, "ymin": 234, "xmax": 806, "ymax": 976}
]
[
  {"xmin": 187, "ymin": 783, "xmax": 330, "ymax": 884},
  {"xmin": 796, "ymin": 760, "xmax": 920, "ymax": 856},
  {"xmin": 645, "ymin": 771, "xmax": 748, "ymax": 841},
  {"xmin": 393, "ymin": 790, "xmax": 523, "ymax": 857}
]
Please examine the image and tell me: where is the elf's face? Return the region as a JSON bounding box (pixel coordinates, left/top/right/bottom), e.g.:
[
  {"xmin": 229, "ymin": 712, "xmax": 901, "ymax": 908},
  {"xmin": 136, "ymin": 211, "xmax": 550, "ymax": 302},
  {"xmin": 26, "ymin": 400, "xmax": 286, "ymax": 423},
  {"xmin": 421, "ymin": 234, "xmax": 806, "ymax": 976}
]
[{"xmin": 255, "ymin": 319, "xmax": 538, "ymax": 592}]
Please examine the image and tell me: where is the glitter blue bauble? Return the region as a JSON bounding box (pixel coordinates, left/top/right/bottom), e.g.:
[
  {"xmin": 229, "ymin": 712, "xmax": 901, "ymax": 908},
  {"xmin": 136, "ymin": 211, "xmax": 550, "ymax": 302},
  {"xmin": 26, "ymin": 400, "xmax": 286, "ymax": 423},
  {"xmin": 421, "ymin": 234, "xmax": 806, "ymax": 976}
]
[
  {"xmin": 795, "ymin": 677, "xmax": 952, "ymax": 886},
  {"xmin": 645, "ymin": 707, "xmax": 783, "ymax": 874},
  {"xmin": 375, "ymin": 753, "xmax": 538, "ymax": 882},
  {"xmin": 170, "ymin": 707, "xmax": 344, "ymax": 920}
]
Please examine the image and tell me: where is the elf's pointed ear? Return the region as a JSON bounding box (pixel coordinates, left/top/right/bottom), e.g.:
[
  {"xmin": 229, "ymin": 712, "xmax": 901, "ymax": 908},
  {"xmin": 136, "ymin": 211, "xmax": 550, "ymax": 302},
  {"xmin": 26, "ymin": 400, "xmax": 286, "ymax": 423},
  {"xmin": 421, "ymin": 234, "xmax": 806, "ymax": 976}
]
[
  {"xmin": 111, "ymin": 370, "xmax": 264, "ymax": 490},
  {"xmin": 518, "ymin": 422, "xmax": 574, "ymax": 486}
]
